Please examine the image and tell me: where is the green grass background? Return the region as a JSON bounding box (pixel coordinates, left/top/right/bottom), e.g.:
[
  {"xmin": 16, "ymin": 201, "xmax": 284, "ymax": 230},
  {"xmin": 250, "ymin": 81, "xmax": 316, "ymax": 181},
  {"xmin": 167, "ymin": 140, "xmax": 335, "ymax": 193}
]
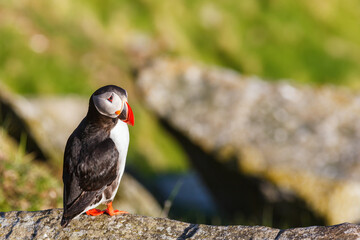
[{"xmin": 1, "ymin": 0, "xmax": 360, "ymax": 94}]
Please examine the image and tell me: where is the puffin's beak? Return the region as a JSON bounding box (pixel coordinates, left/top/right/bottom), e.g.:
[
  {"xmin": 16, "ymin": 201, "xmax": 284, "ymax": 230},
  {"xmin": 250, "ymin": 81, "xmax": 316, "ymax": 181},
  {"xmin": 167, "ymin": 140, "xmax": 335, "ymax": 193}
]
[{"xmin": 118, "ymin": 102, "xmax": 134, "ymax": 126}]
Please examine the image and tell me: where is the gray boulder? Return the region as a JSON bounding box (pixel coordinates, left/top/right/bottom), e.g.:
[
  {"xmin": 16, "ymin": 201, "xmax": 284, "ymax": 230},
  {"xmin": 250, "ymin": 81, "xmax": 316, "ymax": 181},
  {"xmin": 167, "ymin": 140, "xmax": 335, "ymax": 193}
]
[
  {"xmin": 137, "ymin": 58, "xmax": 360, "ymax": 225},
  {"xmin": 1, "ymin": 209, "xmax": 359, "ymax": 239}
]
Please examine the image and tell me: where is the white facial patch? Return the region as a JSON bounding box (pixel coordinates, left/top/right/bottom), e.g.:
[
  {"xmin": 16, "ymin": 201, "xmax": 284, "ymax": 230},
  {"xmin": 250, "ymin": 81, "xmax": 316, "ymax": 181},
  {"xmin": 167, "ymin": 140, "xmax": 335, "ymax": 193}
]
[{"xmin": 92, "ymin": 92, "xmax": 123, "ymax": 118}]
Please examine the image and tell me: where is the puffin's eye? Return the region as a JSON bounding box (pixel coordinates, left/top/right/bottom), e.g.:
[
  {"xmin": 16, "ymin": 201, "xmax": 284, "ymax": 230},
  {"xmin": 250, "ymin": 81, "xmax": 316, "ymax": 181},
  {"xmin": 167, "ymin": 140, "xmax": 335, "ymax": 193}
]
[{"xmin": 107, "ymin": 95, "xmax": 113, "ymax": 103}]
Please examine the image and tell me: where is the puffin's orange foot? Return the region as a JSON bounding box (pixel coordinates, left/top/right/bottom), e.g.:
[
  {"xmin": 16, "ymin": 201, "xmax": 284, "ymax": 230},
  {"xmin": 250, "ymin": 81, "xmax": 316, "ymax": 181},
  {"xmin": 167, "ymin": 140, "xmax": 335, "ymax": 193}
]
[
  {"xmin": 86, "ymin": 208, "xmax": 105, "ymax": 216},
  {"xmin": 105, "ymin": 202, "xmax": 129, "ymax": 216},
  {"xmin": 106, "ymin": 209, "xmax": 129, "ymax": 216}
]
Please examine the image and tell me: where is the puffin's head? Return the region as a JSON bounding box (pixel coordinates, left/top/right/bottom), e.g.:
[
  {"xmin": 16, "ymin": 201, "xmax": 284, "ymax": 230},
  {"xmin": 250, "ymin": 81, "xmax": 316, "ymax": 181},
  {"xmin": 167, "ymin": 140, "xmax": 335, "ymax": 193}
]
[{"xmin": 91, "ymin": 85, "xmax": 134, "ymax": 126}]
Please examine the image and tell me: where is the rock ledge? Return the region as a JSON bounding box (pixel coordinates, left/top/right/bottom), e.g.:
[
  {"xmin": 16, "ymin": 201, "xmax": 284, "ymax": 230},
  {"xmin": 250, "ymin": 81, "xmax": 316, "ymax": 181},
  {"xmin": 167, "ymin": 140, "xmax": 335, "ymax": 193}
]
[{"xmin": 0, "ymin": 209, "xmax": 359, "ymax": 239}]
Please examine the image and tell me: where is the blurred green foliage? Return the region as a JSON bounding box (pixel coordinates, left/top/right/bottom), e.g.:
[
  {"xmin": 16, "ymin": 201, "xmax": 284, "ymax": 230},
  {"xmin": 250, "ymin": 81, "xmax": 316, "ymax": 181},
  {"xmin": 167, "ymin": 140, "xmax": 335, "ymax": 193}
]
[
  {"xmin": 82, "ymin": 0, "xmax": 360, "ymax": 87},
  {"xmin": 1, "ymin": 0, "xmax": 360, "ymax": 95},
  {"xmin": 0, "ymin": 131, "xmax": 62, "ymax": 210}
]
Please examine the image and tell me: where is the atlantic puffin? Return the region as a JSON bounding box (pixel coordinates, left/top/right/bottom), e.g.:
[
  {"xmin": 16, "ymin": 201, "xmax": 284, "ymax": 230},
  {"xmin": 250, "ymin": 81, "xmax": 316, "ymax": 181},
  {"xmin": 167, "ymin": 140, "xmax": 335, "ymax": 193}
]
[{"xmin": 61, "ymin": 85, "xmax": 134, "ymax": 227}]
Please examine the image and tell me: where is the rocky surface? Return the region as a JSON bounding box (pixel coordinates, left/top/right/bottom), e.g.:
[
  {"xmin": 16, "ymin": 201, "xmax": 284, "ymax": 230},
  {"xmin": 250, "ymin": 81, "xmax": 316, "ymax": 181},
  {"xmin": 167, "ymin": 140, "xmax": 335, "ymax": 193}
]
[
  {"xmin": 137, "ymin": 58, "xmax": 360, "ymax": 225},
  {"xmin": 0, "ymin": 209, "xmax": 359, "ymax": 240}
]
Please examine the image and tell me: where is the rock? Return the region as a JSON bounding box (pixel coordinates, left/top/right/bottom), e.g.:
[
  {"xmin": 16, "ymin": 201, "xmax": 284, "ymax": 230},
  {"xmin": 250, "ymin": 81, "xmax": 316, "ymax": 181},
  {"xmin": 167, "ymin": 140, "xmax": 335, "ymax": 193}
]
[
  {"xmin": 137, "ymin": 58, "xmax": 360, "ymax": 225},
  {"xmin": 277, "ymin": 223, "xmax": 360, "ymax": 240},
  {"xmin": 1, "ymin": 209, "xmax": 359, "ymax": 240}
]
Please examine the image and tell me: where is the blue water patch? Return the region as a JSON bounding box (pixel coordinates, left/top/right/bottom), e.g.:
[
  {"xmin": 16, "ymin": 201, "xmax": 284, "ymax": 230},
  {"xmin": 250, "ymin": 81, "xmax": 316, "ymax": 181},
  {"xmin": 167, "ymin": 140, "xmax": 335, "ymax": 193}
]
[{"xmin": 154, "ymin": 170, "xmax": 218, "ymax": 215}]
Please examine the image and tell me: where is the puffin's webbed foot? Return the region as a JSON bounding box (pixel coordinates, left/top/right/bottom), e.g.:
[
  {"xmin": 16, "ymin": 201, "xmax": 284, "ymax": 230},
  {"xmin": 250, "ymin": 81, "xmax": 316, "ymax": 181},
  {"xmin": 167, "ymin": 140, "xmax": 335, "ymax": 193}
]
[
  {"xmin": 86, "ymin": 208, "xmax": 105, "ymax": 216},
  {"xmin": 105, "ymin": 202, "xmax": 129, "ymax": 216}
]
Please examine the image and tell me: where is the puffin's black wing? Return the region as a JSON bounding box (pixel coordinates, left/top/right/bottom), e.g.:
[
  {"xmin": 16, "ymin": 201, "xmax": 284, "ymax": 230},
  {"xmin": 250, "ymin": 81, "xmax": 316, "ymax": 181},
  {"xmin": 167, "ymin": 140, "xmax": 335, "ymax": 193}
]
[
  {"xmin": 61, "ymin": 131, "xmax": 119, "ymax": 227},
  {"xmin": 76, "ymin": 138, "xmax": 119, "ymax": 191},
  {"xmin": 62, "ymin": 133, "xmax": 90, "ymax": 227}
]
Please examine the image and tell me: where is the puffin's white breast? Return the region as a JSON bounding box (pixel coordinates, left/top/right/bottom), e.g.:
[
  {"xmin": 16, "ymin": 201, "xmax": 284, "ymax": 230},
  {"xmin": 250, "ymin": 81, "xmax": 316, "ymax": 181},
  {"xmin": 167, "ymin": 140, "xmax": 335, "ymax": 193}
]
[
  {"xmin": 107, "ymin": 121, "xmax": 129, "ymax": 201},
  {"xmin": 80, "ymin": 121, "xmax": 129, "ymax": 215},
  {"xmin": 110, "ymin": 120, "xmax": 129, "ymax": 180}
]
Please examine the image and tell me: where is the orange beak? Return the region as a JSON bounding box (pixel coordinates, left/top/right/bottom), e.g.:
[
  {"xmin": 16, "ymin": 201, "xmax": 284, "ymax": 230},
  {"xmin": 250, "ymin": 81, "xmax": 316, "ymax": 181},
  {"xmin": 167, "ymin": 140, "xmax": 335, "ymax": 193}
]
[{"xmin": 118, "ymin": 102, "xmax": 134, "ymax": 126}]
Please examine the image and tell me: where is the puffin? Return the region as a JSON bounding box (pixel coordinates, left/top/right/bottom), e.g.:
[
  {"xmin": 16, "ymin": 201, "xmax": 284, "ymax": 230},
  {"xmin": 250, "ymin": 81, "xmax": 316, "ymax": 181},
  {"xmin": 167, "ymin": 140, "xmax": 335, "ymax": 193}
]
[{"xmin": 60, "ymin": 85, "xmax": 134, "ymax": 227}]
